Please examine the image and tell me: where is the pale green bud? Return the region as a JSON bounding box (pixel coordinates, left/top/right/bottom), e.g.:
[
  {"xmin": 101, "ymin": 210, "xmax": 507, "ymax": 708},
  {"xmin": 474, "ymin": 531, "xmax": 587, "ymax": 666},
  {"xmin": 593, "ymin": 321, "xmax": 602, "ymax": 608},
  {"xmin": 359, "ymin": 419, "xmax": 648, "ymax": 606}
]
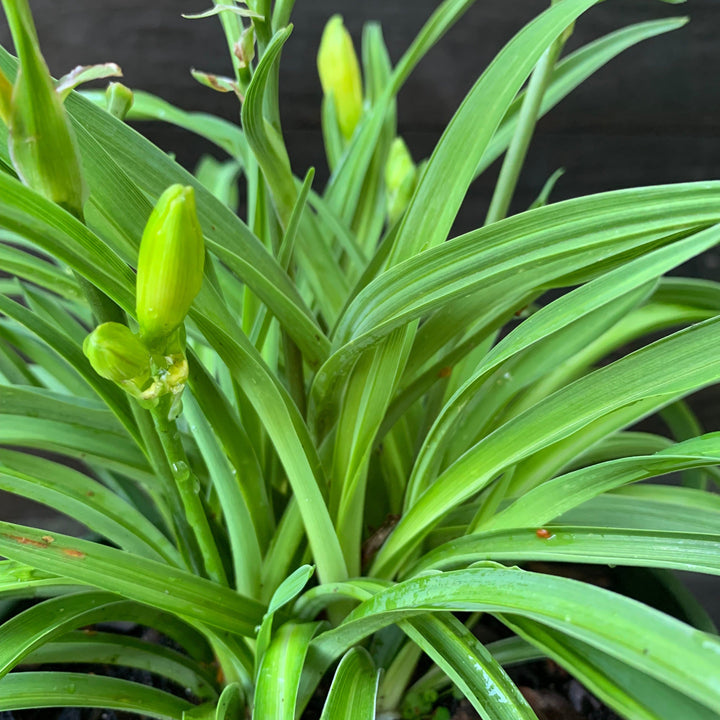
[
  {"xmin": 136, "ymin": 185, "xmax": 205, "ymax": 347},
  {"xmin": 83, "ymin": 322, "xmax": 151, "ymax": 388},
  {"xmin": 317, "ymin": 15, "xmax": 363, "ymax": 141},
  {"xmin": 2, "ymin": 0, "xmax": 87, "ymax": 216},
  {"xmin": 105, "ymin": 82, "xmax": 134, "ymax": 121},
  {"xmin": 385, "ymin": 138, "xmax": 417, "ymax": 224}
]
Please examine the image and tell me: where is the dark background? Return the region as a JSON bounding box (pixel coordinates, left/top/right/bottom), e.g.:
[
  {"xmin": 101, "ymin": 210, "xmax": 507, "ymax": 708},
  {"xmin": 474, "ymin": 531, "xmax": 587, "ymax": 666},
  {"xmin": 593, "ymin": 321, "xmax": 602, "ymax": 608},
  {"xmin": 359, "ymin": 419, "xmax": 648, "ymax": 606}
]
[
  {"xmin": 4, "ymin": 0, "xmax": 718, "ymax": 246},
  {"xmin": 0, "ymin": 1, "xmax": 719, "ymax": 620}
]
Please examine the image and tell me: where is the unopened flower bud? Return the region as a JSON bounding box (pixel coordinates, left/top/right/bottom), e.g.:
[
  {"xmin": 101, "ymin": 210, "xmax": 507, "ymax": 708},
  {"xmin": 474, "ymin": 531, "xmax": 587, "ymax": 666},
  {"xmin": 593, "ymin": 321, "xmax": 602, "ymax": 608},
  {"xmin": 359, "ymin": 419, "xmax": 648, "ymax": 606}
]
[
  {"xmin": 105, "ymin": 82, "xmax": 134, "ymax": 121},
  {"xmin": 317, "ymin": 15, "xmax": 363, "ymax": 141},
  {"xmin": 3, "ymin": 0, "xmax": 87, "ymax": 216},
  {"xmin": 136, "ymin": 184, "xmax": 205, "ymax": 347},
  {"xmin": 385, "ymin": 137, "xmax": 417, "ymax": 224},
  {"xmin": 83, "ymin": 322, "xmax": 151, "ymax": 389}
]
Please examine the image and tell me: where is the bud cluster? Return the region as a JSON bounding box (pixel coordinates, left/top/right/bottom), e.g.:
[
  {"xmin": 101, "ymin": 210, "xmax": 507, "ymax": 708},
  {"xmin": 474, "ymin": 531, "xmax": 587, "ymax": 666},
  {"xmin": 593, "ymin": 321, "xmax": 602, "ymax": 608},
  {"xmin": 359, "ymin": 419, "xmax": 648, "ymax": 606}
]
[{"xmin": 83, "ymin": 184, "xmax": 204, "ymax": 418}]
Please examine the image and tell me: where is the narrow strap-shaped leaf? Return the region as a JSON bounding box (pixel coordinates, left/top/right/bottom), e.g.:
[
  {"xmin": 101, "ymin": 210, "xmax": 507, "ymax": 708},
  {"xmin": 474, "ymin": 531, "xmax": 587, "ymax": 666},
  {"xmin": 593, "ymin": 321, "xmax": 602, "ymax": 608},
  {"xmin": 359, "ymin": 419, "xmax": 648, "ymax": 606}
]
[
  {"xmin": 388, "ymin": 0, "xmax": 600, "ymax": 264},
  {"xmin": 483, "ymin": 434, "xmax": 720, "ymax": 531},
  {"xmin": 186, "ymin": 350, "xmax": 271, "ymax": 547},
  {"xmin": 253, "ymin": 621, "xmax": 320, "ymax": 720},
  {"xmin": 338, "ymin": 188, "xmax": 720, "ymax": 347},
  {"xmin": 0, "ymin": 385, "xmax": 152, "ymax": 483},
  {"xmin": 23, "ymin": 631, "xmax": 219, "ymax": 701},
  {"xmin": 476, "ymin": 18, "xmax": 688, "ymax": 178},
  {"xmin": 0, "ymin": 318, "xmax": 92, "ymax": 396},
  {"xmin": 183, "ymin": 393, "xmax": 262, "ymax": 597},
  {"xmin": 502, "ymin": 615, "xmax": 719, "ymax": 720},
  {"xmin": 0, "ymin": 172, "xmax": 135, "ymax": 309},
  {"xmin": 0, "ymin": 416, "xmax": 153, "ymax": 484},
  {"xmin": 0, "ymin": 521, "xmax": 265, "ymax": 636},
  {"xmin": 0, "ymin": 239, "xmax": 81, "ymax": 299},
  {"xmin": 320, "ymin": 647, "xmax": 379, "ymax": 720},
  {"xmin": 0, "ymin": 448, "xmax": 180, "ymax": 565},
  {"xmin": 401, "ymin": 614, "xmax": 538, "ymax": 720},
  {"xmin": 0, "ymin": 591, "xmax": 133, "ymax": 677},
  {"xmin": 307, "ymin": 567, "xmax": 720, "ymax": 713},
  {"xmin": 241, "ymin": 27, "xmax": 295, "ymax": 224},
  {"xmin": 315, "ymin": 187, "xmax": 720, "ymax": 424},
  {"xmin": 0, "ymin": 672, "xmax": 191, "ymax": 719},
  {"xmin": 660, "ymin": 399, "xmax": 709, "ymax": 489},
  {"xmin": 190, "ymin": 309, "xmax": 348, "ymax": 586},
  {"xmin": 102, "ymin": 89, "xmax": 249, "ymax": 162},
  {"xmin": 0, "ymin": 294, "xmax": 138, "ymax": 440},
  {"xmin": 411, "ymin": 527, "xmax": 720, "ymax": 576},
  {"xmin": 560, "ymin": 484, "xmax": 720, "ymax": 534}
]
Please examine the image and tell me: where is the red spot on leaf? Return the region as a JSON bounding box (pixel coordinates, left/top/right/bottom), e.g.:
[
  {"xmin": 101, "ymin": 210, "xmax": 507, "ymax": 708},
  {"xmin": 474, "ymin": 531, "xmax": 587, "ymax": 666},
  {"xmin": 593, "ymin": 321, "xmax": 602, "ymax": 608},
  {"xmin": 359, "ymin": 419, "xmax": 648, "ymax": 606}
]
[
  {"xmin": 62, "ymin": 548, "xmax": 86, "ymax": 559},
  {"xmin": 536, "ymin": 528, "xmax": 552, "ymax": 539},
  {"xmin": 5, "ymin": 534, "xmax": 51, "ymax": 548}
]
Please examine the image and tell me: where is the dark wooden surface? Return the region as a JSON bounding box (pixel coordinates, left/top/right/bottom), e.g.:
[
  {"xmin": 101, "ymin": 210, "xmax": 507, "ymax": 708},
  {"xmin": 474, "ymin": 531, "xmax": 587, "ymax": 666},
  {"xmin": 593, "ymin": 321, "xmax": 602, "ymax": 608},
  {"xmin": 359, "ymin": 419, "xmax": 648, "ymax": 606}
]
[{"xmin": 0, "ymin": 2, "xmax": 719, "ymax": 617}]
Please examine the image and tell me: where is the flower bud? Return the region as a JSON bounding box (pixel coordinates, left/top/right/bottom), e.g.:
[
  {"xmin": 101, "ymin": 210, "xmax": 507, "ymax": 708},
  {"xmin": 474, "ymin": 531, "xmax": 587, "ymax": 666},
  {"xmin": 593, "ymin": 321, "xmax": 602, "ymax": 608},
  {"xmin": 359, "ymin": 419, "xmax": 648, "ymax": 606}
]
[
  {"xmin": 3, "ymin": 0, "xmax": 87, "ymax": 217},
  {"xmin": 385, "ymin": 137, "xmax": 417, "ymax": 224},
  {"xmin": 83, "ymin": 322, "xmax": 151, "ymax": 388},
  {"xmin": 317, "ymin": 15, "xmax": 363, "ymax": 141},
  {"xmin": 105, "ymin": 82, "xmax": 134, "ymax": 121},
  {"xmin": 136, "ymin": 185, "xmax": 205, "ymax": 347}
]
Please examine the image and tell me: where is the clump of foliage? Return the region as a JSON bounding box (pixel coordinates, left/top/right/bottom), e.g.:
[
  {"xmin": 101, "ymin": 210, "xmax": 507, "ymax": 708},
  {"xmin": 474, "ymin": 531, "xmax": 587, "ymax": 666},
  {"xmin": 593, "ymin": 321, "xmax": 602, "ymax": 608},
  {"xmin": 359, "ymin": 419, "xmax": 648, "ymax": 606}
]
[{"xmin": 0, "ymin": 0, "xmax": 718, "ymax": 718}]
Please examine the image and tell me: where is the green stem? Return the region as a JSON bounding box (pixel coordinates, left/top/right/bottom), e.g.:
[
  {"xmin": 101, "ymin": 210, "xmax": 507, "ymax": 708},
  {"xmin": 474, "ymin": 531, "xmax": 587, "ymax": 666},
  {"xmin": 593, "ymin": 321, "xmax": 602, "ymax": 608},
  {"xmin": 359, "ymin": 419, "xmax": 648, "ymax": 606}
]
[
  {"xmin": 484, "ymin": 20, "xmax": 570, "ymax": 225},
  {"xmin": 130, "ymin": 402, "xmax": 203, "ymax": 572},
  {"xmin": 152, "ymin": 400, "xmax": 229, "ymax": 586}
]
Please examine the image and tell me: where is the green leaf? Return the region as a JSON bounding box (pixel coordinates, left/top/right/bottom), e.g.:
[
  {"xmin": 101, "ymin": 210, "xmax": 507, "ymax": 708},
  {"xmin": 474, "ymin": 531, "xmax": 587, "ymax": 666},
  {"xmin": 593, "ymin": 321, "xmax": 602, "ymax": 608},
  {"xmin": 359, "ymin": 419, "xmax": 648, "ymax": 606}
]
[
  {"xmin": 0, "ymin": 386, "xmax": 151, "ymax": 483},
  {"xmin": 412, "ymin": 527, "xmax": 720, "ymax": 577},
  {"xmin": 0, "ymin": 238, "xmax": 81, "ymax": 299},
  {"xmin": 503, "ymin": 615, "xmax": 718, "ymax": 720},
  {"xmin": 307, "ymin": 567, "xmax": 720, "ymax": 713},
  {"xmin": 215, "ymin": 683, "xmax": 244, "ymax": 720},
  {"xmin": 401, "ymin": 614, "xmax": 537, "ymax": 720},
  {"xmin": 0, "ymin": 591, "xmax": 134, "ymax": 677},
  {"xmin": 374, "ymin": 313, "xmax": 720, "ymax": 577},
  {"xmin": 0, "ymin": 449, "xmax": 180, "ymax": 564},
  {"xmin": 190, "ymin": 312, "xmax": 348, "ymax": 586},
  {"xmin": 0, "ymin": 672, "xmax": 191, "ymax": 718},
  {"xmin": 268, "ymin": 565, "xmax": 315, "ymax": 615},
  {"xmin": 253, "ymin": 622, "xmax": 320, "ymax": 720},
  {"xmin": 183, "ymin": 393, "xmax": 262, "ymax": 597},
  {"xmin": 255, "ymin": 565, "xmax": 315, "ymax": 677},
  {"xmin": 0, "ymin": 172, "xmax": 135, "ymax": 309},
  {"xmin": 241, "ymin": 27, "xmax": 295, "ymax": 224},
  {"xmin": 24, "ymin": 631, "xmax": 219, "ymax": 701},
  {"xmin": 320, "ymin": 647, "xmax": 379, "ymax": 720},
  {"xmin": 315, "ymin": 187, "xmax": 720, "ymax": 424},
  {"xmin": 483, "ymin": 433, "xmax": 720, "ymax": 531},
  {"xmin": 560, "ymin": 485, "xmax": 720, "ymax": 534},
  {"xmin": 477, "ymin": 18, "xmax": 689, "ymax": 177},
  {"xmin": 0, "ymin": 521, "xmax": 265, "ymax": 636},
  {"xmin": 388, "ymin": 0, "xmax": 601, "ymax": 264}
]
